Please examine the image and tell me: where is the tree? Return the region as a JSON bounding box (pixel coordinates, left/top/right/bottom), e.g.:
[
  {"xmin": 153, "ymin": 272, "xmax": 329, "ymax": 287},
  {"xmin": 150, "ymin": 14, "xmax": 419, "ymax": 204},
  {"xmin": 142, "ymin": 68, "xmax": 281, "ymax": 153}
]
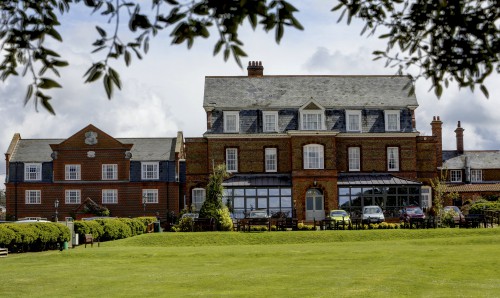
[
  {"xmin": 0, "ymin": 189, "xmax": 6, "ymax": 206},
  {"xmin": 1, "ymin": 1, "xmax": 498, "ymax": 113},
  {"xmin": 199, "ymin": 163, "xmax": 232, "ymax": 231},
  {"xmin": 429, "ymin": 170, "xmax": 459, "ymax": 216}
]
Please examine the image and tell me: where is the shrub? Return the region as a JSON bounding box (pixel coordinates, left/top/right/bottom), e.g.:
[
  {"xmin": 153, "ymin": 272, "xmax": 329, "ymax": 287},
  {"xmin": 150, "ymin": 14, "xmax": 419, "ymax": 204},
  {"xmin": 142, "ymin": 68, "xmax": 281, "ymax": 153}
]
[
  {"xmin": 468, "ymin": 201, "xmax": 500, "ymax": 214},
  {"xmin": 172, "ymin": 217, "xmax": 194, "ymax": 232},
  {"xmin": 0, "ymin": 223, "xmax": 69, "ymax": 253},
  {"xmin": 215, "ymin": 207, "xmax": 233, "ymax": 231}
]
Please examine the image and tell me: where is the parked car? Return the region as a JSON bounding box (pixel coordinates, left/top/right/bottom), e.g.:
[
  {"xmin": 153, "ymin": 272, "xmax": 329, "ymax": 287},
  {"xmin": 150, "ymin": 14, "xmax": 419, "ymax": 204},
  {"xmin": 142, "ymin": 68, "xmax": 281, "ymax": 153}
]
[
  {"xmin": 443, "ymin": 206, "xmax": 465, "ymax": 224},
  {"xmin": 400, "ymin": 206, "xmax": 426, "ymax": 223},
  {"xmin": 247, "ymin": 209, "xmax": 269, "ymax": 218},
  {"xmin": 327, "ymin": 210, "xmax": 351, "ymax": 225},
  {"xmin": 362, "ymin": 205, "xmax": 385, "ymax": 223},
  {"xmin": 180, "ymin": 213, "xmax": 199, "ymax": 220}
]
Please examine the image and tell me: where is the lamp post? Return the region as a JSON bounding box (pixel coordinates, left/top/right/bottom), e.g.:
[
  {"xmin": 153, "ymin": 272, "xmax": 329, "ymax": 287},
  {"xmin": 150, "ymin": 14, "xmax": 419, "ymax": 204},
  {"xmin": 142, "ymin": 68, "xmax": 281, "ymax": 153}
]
[
  {"xmin": 142, "ymin": 195, "xmax": 147, "ymax": 217},
  {"xmin": 54, "ymin": 199, "xmax": 59, "ymax": 222}
]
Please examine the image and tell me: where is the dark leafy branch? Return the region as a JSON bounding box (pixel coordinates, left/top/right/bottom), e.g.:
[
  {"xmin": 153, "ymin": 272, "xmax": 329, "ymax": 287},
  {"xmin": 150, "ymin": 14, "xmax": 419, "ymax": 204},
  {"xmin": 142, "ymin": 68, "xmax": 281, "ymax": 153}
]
[
  {"xmin": 0, "ymin": 0, "xmax": 498, "ymax": 114},
  {"xmin": 1, "ymin": 0, "xmax": 302, "ymax": 113},
  {"xmin": 333, "ymin": 0, "xmax": 499, "ymax": 98}
]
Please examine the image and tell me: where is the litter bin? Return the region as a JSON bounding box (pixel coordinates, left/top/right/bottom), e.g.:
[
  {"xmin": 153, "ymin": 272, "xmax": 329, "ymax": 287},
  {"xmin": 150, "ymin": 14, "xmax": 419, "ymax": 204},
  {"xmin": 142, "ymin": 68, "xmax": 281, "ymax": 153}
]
[
  {"xmin": 63, "ymin": 241, "xmax": 69, "ymax": 250},
  {"xmin": 154, "ymin": 221, "xmax": 161, "ymax": 233}
]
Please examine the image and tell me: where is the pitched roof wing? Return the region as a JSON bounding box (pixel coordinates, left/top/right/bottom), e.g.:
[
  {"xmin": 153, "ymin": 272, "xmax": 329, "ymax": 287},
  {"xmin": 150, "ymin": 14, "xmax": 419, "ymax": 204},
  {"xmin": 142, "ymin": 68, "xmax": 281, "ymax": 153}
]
[{"xmin": 204, "ymin": 75, "xmax": 417, "ymax": 109}]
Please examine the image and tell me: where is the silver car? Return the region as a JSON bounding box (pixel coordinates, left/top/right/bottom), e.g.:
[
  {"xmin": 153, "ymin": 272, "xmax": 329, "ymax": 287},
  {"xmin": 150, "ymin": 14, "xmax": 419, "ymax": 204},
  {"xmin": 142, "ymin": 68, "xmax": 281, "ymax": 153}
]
[{"xmin": 362, "ymin": 205, "xmax": 385, "ymax": 223}]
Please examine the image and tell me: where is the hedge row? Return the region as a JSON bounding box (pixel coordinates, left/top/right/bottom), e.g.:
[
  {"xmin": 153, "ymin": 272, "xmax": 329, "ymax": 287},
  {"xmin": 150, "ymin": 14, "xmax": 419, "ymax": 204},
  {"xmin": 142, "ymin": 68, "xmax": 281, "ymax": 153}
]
[
  {"xmin": 0, "ymin": 222, "xmax": 70, "ymax": 253},
  {"xmin": 469, "ymin": 201, "xmax": 500, "ymax": 214},
  {"xmin": 74, "ymin": 217, "xmax": 156, "ymax": 243}
]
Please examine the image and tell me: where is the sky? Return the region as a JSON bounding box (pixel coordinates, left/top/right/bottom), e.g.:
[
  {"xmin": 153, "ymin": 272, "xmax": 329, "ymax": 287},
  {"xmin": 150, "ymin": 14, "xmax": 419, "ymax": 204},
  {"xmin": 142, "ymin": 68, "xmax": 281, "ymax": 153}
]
[{"xmin": 1, "ymin": 2, "xmax": 499, "ymax": 190}]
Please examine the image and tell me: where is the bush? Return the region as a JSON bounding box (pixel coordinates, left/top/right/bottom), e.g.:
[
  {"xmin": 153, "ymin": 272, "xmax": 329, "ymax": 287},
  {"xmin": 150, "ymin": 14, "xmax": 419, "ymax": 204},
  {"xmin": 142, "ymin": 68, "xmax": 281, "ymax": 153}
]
[
  {"xmin": 0, "ymin": 223, "xmax": 69, "ymax": 253},
  {"xmin": 215, "ymin": 207, "xmax": 233, "ymax": 231},
  {"xmin": 172, "ymin": 217, "xmax": 194, "ymax": 232},
  {"xmin": 468, "ymin": 201, "xmax": 500, "ymax": 214},
  {"xmin": 297, "ymin": 223, "xmax": 315, "ymax": 231}
]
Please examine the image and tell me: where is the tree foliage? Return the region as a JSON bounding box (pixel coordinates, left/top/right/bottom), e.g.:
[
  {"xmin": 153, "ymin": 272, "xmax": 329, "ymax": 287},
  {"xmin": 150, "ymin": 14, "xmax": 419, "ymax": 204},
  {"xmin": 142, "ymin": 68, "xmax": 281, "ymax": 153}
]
[
  {"xmin": 199, "ymin": 163, "xmax": 232, "ymax": 230},
  {"xmin": 1, "ymin": 0, "xmax": 498, "ymax": 113}
]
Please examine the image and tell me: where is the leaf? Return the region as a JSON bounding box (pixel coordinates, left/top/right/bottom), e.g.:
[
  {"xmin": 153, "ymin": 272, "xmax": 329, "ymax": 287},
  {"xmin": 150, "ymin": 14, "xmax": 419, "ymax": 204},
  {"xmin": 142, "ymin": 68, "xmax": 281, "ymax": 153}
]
[
  {"xmin": 103, "ymin": 74, "xmax": 113, "ymax": 99},
  {"xmin": 108, "ymin": 67, "xmax": 121, "ymax": 90},
  {"xmin": 124, "ymin": 50, "xmax": 131, "ymax": 66},
  {"xmin": 38, "ymin": 78, "xmax": 62, "ymax": 89},
  {"xmin": 47, "ymin": 28, "xmax": 63, "ymax": 42},
  {"xmin": 480, "ymin": 85, "xmax": 489, "ymax": 99},
  {"xmin": 24, "ymin": 84, "xmax": 33, "ymax": 105},
  {"xmin": 96, "ymin": 26, "xmax": 107, "ymax": 37}
]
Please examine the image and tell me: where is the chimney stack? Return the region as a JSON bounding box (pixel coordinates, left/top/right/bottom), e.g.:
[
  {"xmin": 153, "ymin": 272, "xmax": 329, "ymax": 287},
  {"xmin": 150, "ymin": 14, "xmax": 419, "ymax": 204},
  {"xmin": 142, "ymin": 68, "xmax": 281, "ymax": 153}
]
[
  {"xmin": 247, "ymin": 61, "xmax": 264, "ymax": 77},
  {"xmin": 455, "ymin": 121, "xmax": 464, "ymax": 154},
  {"xmin": 431, "ymin": 116, "xmax": 443, "ymax": 166}
]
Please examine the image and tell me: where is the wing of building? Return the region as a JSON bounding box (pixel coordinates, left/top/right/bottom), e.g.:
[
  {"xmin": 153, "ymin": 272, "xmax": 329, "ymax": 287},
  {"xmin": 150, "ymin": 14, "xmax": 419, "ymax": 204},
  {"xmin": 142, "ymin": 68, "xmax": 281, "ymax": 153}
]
[
  {"xmin": 4, "ymin": 124, "xmax": 185, "ymax": 221},
  {"xmin": 186, "ymin": 61, "xmax": 443, "ymax": 221}
]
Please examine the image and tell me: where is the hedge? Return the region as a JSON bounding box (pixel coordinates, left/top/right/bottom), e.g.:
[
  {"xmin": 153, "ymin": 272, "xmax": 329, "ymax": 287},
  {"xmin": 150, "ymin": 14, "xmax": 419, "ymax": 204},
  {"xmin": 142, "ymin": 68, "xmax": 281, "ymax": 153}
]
[
  {"xmin": 74, "ymin": 217, "xmax": 156, "ymax": 243},
  {"xmin": 0, "ymin": 222, "xmax": 70, "ymax": 253}
]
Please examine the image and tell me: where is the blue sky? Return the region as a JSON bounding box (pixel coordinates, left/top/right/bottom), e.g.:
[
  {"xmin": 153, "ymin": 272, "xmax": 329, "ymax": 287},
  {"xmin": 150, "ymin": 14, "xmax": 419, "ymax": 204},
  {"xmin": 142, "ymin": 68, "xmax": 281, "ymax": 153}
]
[{"xmin": 1, "ymin": 2, "xmax": 499, "ymax": 189}]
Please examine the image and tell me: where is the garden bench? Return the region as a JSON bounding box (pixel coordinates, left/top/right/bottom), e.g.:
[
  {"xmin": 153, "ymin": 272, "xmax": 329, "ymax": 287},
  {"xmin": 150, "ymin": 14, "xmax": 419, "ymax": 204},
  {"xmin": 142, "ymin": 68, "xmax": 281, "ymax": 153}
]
[
  {"xmin": 246, "ymin": 218, "xmax": 271, "ymax": 231},
  {"xmin": 84, "ymin": 234, "xmax": 99, "ymax": 248},
  {"xmin": 193, "ymin": 218, "xmax": 215, "ymax": 231},
  {"xmin": 0, "ymin": 248, "xmax": 8, "ymax": 257},
  {"xmin": 276, "ymin": 217, "xmax": 299, "ymax": 231}
]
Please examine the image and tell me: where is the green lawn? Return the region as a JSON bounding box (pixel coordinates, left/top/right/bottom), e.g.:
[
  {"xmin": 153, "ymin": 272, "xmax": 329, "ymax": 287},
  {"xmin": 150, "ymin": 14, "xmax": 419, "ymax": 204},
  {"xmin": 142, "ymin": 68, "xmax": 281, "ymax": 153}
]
[{"xmin": 1, "ymin": 228, "xmax": 499, "ymax": 297}]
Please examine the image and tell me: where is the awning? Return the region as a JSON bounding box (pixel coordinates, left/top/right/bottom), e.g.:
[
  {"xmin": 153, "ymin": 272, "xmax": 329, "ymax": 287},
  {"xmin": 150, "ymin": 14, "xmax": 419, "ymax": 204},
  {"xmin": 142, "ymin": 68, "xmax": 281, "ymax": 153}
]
[
  {"xmin": 338, "ymin": 173, "xmax": 422, "ymax": 186},
  {"xmin": 222, "ymin": 174, "xmax": 292, "ymax": 187}
]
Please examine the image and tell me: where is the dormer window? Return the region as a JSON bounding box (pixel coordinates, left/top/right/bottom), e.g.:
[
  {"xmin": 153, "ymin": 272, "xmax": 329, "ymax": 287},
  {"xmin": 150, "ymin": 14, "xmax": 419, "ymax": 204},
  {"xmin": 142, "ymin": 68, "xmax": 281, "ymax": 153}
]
[
  {"xmin": 346, "ymin": 110, "xmax": 362, "ymax": 132},
  {"xmin": 224, "ymin": 111, "xmax": 239, "ymax": 133},
  {"xmin": 299, "ymin": 100, "xmax": 325, "ymax": 130},
  {"xmin": 25, "ymin": 163, "xmax": 42, "ymax": 181},
  {"xmin": 263, "ymin": 111, "xmax": 278, "ymax": 132},
  {"xmin": 385, "ymin": 110, "xmax": 400, "ymax": 131}
]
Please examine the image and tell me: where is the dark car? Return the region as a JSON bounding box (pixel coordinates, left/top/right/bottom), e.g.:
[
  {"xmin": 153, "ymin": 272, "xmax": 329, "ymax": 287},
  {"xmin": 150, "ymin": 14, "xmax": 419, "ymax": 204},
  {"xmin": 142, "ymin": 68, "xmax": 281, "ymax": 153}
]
[{"xmin": 400, "ymin": 206, "xmax": 425, "ymax": 223}]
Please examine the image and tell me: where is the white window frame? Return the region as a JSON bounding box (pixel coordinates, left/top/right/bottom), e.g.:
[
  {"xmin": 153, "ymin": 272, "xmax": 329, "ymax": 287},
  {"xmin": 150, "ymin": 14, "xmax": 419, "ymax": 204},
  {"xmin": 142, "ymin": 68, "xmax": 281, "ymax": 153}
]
[
  {"xmin": 25, "ymin": 190, "xmax": 41, "ymax": 204},
  {"xmin": 384, "ymin": 110, "xmax": 400, "ymax": 132},
  {"xmin": 303, "ymin": 144, "xmax": 324, "ymax": 169},
  {"xmin": 263, "ymin": 111, "xmax": 279, "ymax": 132},
  {"xmin": 65, "ymin": 164, "xmax": 81, "ymax": 180},
  {"xmin": 223, "ymin": 111, "xmax": 240, "ymax": 133},
  {"xmin": 65, "ymin": 190, "xmax": 81, "ymax": 204},
  {"xmin": 450, "ymin": 170, "xmax": 462, "ymax": 183},
  {"xmin": 265, "ymin": 148, "xmax": 277, "ymax": 172},
  {"xmin": 192, "ymin": 188, "xmax": 206, "ymax": 211},
  {"xmin": 387, "ymin": 147, "xmax": 399, "ymax": 171},
  {"xmin": 346, "ymin": 110, "xmax": 362, "ymax": 132},
  {"xmin": 348, "ymin": 147, "xmax": 360, "ymax": 172},
  {"xmin": 102, "ymin": 164, "xmax": 118, "ymax": 180},
  {"xmin": 24, "ymin": 163, "xmax": 42, "ymax": 181},
  {"xmin": 226, "ymin": 148, "xmax": 238, "ymax": 173},
  {"xmin": 470, "ymin": 169, "xmax": 482, "ymax": 182},
  {"xmin": 301, "ymin": 111, "xmax": 324, "ymax": 130},
  {"xmin": 141, "ymin": 162, "xmax": 159, "ymax": 180},
  {"xmin": 102, "ymin": 189, "xmax": 118, "ymax": 204},
  {"xmin": 142, "ymin": 189, "xmax": 159, "ymax": 204}
]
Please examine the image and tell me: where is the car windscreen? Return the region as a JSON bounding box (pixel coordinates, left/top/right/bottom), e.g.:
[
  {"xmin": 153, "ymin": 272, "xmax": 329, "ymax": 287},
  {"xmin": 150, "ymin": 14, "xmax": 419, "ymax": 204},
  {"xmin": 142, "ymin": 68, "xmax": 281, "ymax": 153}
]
[{"xmin": 364, "ymin": 207, "xmax": 381, "ymax": 214}]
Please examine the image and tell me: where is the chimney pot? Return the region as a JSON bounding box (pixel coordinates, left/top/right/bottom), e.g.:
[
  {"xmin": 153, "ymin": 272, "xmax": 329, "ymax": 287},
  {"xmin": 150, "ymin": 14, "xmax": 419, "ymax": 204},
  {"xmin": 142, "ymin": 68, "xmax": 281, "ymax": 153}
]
[{"xmin": 247, "ymin": 60, "xmax": 264, "ymax": 77}]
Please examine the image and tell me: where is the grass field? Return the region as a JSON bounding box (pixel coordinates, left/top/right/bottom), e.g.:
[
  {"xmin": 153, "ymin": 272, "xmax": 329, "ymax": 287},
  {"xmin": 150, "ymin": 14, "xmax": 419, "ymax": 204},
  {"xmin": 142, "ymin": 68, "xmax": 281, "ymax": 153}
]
[{"xmin": 1, "ymin": 228, "xmax": 499, "ymax": 297}]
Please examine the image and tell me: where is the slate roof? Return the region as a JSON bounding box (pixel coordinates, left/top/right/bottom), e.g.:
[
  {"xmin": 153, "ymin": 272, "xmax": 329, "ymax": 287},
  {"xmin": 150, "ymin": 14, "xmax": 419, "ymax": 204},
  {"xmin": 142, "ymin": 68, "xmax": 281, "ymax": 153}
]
[
  {"xmin": 442, "ymin": 150, "xmax": 500, "ymax": 169},
  {"xmin": 204, "ymin": 75, "xmax": 417, "ymax": 109},
  {"xmin": 222, "ymin": 174, "xmax": 292, "ymax": 187},
  {"xmin": 8, "ymin": 138, "xmax": 177, "ymax": 162},
  {"xmin": 338, "ymin": 173, "xmax": 422, "ymax": 186}
]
